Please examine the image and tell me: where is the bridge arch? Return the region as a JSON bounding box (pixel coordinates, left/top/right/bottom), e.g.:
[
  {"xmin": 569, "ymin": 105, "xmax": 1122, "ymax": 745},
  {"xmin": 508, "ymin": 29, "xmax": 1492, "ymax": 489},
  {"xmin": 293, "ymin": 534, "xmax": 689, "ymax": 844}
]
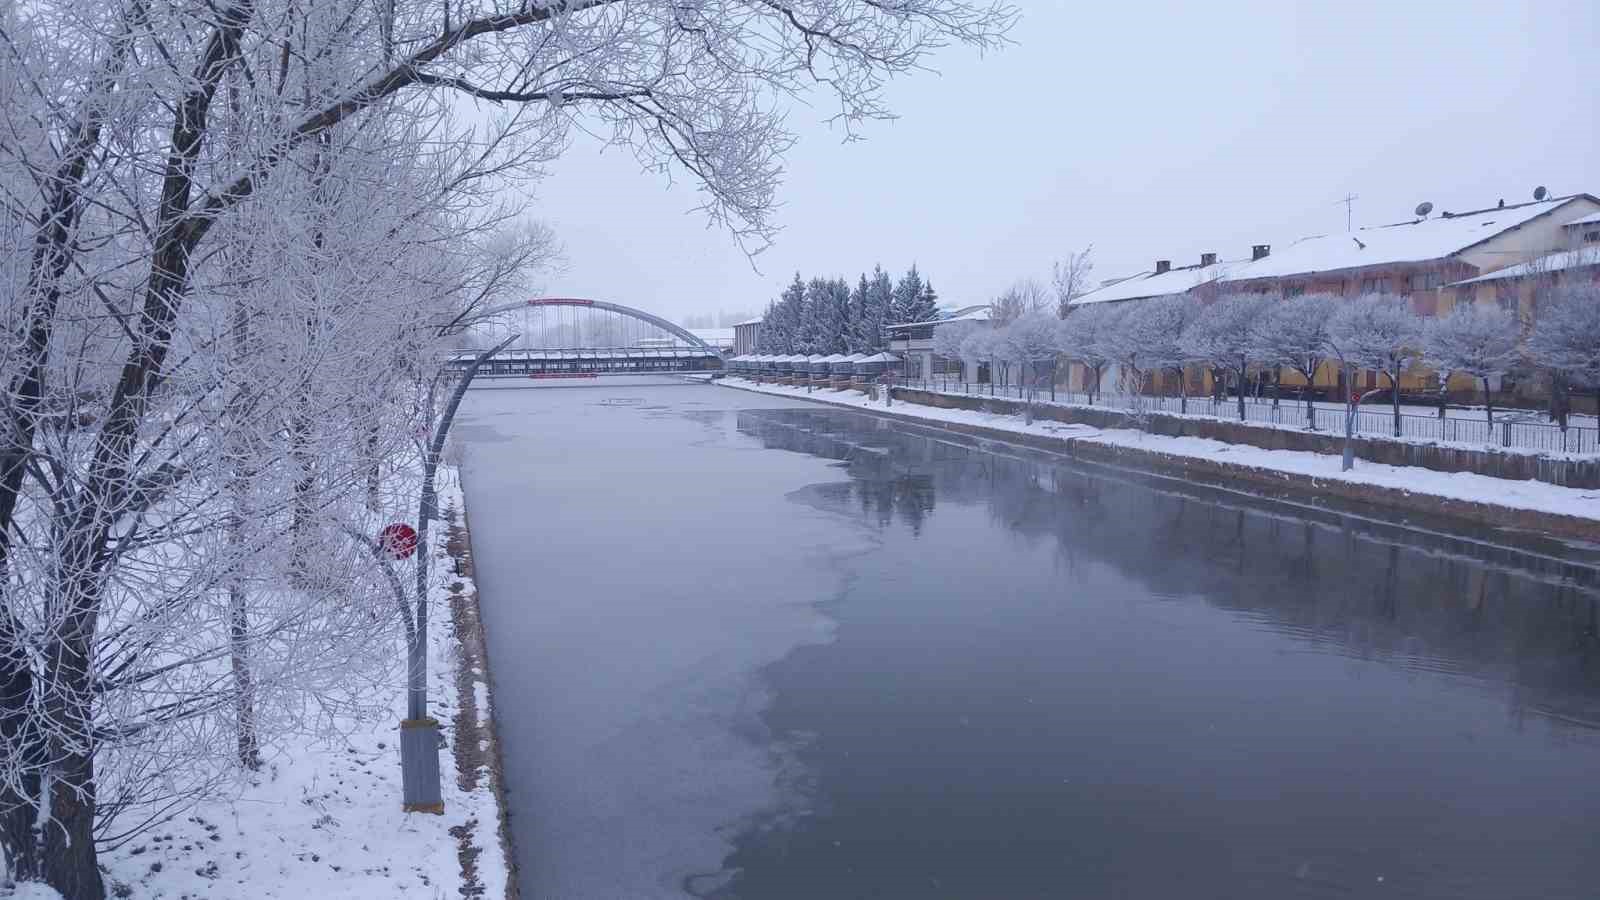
[{"xmin": 476, "ymin": 297, "xmax": 723, "ymax": 358}]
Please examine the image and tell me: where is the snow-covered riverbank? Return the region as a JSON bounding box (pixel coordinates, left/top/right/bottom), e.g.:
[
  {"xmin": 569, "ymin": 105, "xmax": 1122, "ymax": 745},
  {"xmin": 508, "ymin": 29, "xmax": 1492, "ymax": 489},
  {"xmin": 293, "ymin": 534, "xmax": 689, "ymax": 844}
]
[
  {"xmin": 720, "ymin": 378, "xmax": 1600, "ymax": 528},
  {"xmin": 78, "ymin": 469, "xmax": 510, "ymax": 900}
]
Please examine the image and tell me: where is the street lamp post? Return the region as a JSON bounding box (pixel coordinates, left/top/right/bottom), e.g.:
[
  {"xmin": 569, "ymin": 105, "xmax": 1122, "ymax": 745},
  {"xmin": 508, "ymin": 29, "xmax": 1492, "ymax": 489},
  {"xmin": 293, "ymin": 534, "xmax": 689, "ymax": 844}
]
[{"xmin": 400, "ymin": 335, "xmax": 516, "ymax": 812}]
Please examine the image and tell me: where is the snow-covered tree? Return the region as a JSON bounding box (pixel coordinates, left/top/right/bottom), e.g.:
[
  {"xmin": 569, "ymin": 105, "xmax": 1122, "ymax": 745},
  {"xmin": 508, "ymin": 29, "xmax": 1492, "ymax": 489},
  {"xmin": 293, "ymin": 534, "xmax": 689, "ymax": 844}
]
[
  {"xmin": 852, "ymin": 266, "xmax": 896, "ymax": 352},
  {"xmin": 1251, "ymin": 293, "xmax": 1337, "ymax": 428},
  {"xmin": 764, "ymin": 274, "xmax": 807, "ymax": 354},
  {"xmin": 820, "ymin": 277, "xmax": 853, "ymax": 355},
  {"xmin": 932, "ymin": 321, "xmax": 977, "ymax": 380},
  {"xmin": 1056, "ymin": 302, "xmax": 1123, "ymax": 405},
  {"xmin": 891, "ymin": 265, "xmax": 931, "ymax": 325},
  {"xmin": 918, "ymin": 280, "xmax": 942, "ymax": 320},
  {"xmin": 1109, "ymin": 294, "xmax": 1197, "ymax": 412},
  {"xmin": 990, "ymin": 277, "xmax": 1049, "ymax": 326},
  {"xmin": 0, "ymin": 0, "xmax": 1017, "ymax": 893},
  {"xmin": 1526, "ymin": 281, "xmax": 1600, "ymax": 428},
  {"xmin": 1180, "ymin": 293, "xmax": 1272, "ymax": 421},
  {"xmin": 1422, "ymin": 302, "xmax": 1522, "ymax": 425},
  {"xmin": 1051, "ymin": 246, "xmax": 1095, "ymax": 318},
  {"xmin": 1001, "ymin": 311, "xmax": 1063, "ymax": 421},
  {"xmin": 1326, "ymin": 293, "xmax": 1423, "ymax": 442},
  {"xmin": 847, "ymin": 274, "xmax": 872, "ymax": 353},
  {"xmin": 960, "ymin": 325, "xmax": 1001, "ymax": 394}
]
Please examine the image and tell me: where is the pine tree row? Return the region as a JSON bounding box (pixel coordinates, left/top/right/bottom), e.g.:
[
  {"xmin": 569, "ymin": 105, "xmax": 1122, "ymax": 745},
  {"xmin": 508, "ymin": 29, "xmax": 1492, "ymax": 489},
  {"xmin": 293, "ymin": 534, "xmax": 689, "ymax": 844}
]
[{"xmin": 756, "ymin": 265, "xmax": 941, "ymax": 354}]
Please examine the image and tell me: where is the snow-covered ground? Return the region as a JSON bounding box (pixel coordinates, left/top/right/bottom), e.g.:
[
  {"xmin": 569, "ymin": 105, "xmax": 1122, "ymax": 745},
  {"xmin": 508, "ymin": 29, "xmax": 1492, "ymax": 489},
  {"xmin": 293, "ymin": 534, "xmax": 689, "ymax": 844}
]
[
  {"xmin": 721, "ymin": 379, "xmax": 1600, "ymax": 523},
  {"xmin": 76, "ymin": 468, "xmax": 508, "ymax": 900}
]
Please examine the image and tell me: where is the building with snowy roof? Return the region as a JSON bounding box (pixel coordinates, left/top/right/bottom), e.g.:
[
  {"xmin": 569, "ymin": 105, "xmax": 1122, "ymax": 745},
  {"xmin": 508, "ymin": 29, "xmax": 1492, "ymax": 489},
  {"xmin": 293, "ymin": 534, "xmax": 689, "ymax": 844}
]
[
  {"xmin": 1219, "ymin": 193, "xmax": 1600, "ymax": 309},
  {"xmin": 886, "ymin": 304, "xmax": 997, "ymax": 381},
  {"xmin": 733, "ymin": 316, "xmax": 762, "ymax": 355}
]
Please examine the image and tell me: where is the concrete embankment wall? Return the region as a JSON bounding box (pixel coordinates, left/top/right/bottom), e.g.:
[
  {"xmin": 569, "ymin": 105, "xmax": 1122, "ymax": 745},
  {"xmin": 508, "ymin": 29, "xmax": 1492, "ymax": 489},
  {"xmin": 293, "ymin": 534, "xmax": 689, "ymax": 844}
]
[{"xmin": 894, "ymin": 388, "xmax": 1600, "ymax": 490}]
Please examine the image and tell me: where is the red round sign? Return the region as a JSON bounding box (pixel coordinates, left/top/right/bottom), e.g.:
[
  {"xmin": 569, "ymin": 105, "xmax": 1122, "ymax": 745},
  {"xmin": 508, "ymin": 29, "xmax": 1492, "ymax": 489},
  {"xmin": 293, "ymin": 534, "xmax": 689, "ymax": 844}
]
[{"xmin": 379, "ymin": 523, "xmax": 419, "ymax": 560}]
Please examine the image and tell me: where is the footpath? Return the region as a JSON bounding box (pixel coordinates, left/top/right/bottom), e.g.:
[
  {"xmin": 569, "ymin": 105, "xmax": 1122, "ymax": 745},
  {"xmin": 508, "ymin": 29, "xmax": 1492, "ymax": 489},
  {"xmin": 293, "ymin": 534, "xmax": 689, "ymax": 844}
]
[
  {"xmin": 719, "ymin": 378, "xmax": 1600, "ymax": 542},
  {"xmin": 91, "ymin": 465, "xmax": 514, "ymax": 900}
]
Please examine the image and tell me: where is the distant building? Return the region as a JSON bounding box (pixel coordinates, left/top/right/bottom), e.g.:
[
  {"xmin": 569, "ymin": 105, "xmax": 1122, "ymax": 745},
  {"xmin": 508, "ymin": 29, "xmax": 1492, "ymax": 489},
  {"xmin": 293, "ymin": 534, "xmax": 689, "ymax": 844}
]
[
  {"xmin": 1220, "ymin": 194, "xmax": 1600, "ymax": 310},
  {"xmin": 733, "ymin": 317, "xmax": 762, "ymax": 355},
  {"xmin": 886, "ymin": 305, "xmax": 994, "ymax": 381},
  {"xmin": 1066, "ymin": 192, "xmax": 1600, "ymax": 401},
  {"xmin": 687, "ymin": 328, "xmax": 735, "ymax": 352}
]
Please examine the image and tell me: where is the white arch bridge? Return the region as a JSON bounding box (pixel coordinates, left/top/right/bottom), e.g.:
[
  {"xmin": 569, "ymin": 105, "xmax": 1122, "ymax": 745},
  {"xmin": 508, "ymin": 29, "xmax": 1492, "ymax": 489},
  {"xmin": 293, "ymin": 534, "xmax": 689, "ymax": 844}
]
[{"xmin": 448, "ymin": 298, "xmax": 726, "ymax": 379}]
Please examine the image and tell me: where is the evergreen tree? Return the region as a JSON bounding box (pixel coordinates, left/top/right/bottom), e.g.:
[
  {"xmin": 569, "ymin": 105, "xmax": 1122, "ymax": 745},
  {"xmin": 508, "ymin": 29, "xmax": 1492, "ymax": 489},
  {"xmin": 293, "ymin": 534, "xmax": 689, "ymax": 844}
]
[
  {"xmin": 799, "ymin": 276, "xmax": 833, "ymax": 354},
  {"xmin": 754, "ymin": 299, "xmax": 779, "ymax": 352},
  {"xmin": 820, "ymin": 277, "xmax": 853, "ymax": 354},
  {"xmin": 847, "ymin": 274, "xmax": 871, "ymax": 353},
  {"xmin": 857, "ymin": 265, "xmax": 895, "ymax": 351},
  {"xmin": 909, "ymin": 278, "xmax": 942, "ymax": 322},
  {"xmin": 769, "ymin": 273, "xmax": 806, "ymax": 353},
  {"xmin": 891, "ymin": 265, "xmax": 928, "ymax": 324}
]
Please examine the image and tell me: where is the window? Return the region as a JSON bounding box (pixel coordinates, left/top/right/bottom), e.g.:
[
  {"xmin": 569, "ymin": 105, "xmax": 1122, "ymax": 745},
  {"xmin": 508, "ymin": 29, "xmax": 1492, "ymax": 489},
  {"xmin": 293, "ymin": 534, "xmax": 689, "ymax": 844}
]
[
  {"xmin": 1360, "ymin": 276, "xmax": 1393, "ymax": 294},
  {"xmin": 1585, "ymin": 230, "xmax": 1600, "ymax": 244},
  {"xmin": 1284, "ymin": 283, "xmax": 1306, "ymax": 298},
  {"xmin": 1407, "ymin": 272, "xmax": 1440, "ymax": 292},
  {"xmin": 1495, "ymin": 283, "xmax": 1519, "ymax": 313}
]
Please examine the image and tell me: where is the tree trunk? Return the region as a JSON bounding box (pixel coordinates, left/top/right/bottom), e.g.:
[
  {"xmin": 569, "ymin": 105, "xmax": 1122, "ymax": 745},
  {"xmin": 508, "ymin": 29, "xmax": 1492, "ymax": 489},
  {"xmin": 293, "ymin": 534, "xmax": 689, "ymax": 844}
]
[
  {"xmin": 1235, "ymin": 365, "xmax": 1246, "ymax": 421},
  {"xmin": 1341, "ymin": 364, "xmax": 1358, "ymax": 471},
  {"xmin": 1482, "ymin": 376, "xmax": 1494, "ymax": 426},
  {"xmin": 21, "ymin": 10, "xmax": 258, "ymax": 894},
  {"xmin": 1390, "ymin": 370, "xmax": 1402, "ymax": 438}
]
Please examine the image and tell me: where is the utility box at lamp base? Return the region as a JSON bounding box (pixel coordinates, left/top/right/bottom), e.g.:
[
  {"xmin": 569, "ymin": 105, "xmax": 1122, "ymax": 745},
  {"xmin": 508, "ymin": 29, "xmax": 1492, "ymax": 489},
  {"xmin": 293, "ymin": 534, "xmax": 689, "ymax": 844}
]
[{"xmin": 401, "ymin": 717, "xmax": 444, "ymax": 813}]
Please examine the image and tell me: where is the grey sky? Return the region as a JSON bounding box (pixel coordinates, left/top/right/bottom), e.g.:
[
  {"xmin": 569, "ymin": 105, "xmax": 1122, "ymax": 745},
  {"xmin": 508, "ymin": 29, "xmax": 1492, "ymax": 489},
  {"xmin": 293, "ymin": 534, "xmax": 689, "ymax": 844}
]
[{"xmin": 531, "ymin": 0, "xmax": 1600, "ymax": 324}]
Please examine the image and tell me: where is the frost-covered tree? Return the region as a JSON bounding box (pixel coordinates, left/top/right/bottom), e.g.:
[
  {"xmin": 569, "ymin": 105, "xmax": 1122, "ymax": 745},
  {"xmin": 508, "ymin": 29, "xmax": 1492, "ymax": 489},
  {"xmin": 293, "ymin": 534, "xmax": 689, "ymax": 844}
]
[
  {"xmin": 1180, "ymin": 293, "xmax": 1272, "ymax": 421},
  {"xmin": 991, "ymin": 277, "xmax": 1049, "ymax": 326},
  {"xmin": 1052, "ymin": 246, "xmax": 1095, "ymax": 318},
  {"xmin": 1251, "ymin": 293, "xmax": 1337, "ymax": 428},
  {"xmin": 1057, "ymin": 302, "xmax": 1123, "ymax": 405},
  {"xmin": 0, "ymin": 0, "xmax": 1016, "ymax": 893},
  {"xmin": 1422, "ymin": 302, "xmax": 1522, "ymax": 425},
  {"xmin": 1326, "ymin": 294, "xmax": 1423, "ymax": 440},
  {"xmin": 960, "ymin": 325, "xmax": 1001, "ymax": 394},
  {"xmin": 932, "ymin": 321, "xmax": 977, "ymax": 381},
  {"xmin": 1001, "ymin": 311, "xmax": 1064, "ymax": 420},
  {"xmin": 1526, "ymin": 282, "xmax": 1600, "ymax": 427},
  {"xmin": 1110, "ymin": 294, "xmax": 1196, "ymax": 412}
]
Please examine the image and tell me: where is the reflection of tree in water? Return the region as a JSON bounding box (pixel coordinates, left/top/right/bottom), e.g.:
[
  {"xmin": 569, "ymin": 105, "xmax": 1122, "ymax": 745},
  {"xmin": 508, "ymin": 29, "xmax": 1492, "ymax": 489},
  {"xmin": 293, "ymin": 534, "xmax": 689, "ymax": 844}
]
[
  {"xmin": 736, "ymin": 407, "xmax": 1600, "ymax": 733},
  {"xmin": 736, "ymin": 409, "xmax": 938, "ymax": 533}
]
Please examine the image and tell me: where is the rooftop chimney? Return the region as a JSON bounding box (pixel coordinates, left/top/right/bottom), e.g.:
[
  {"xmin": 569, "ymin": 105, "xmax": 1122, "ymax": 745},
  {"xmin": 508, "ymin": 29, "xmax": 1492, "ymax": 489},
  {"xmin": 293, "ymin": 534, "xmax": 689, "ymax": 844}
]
[
  {"xmin": 1200, "ymin": 252, "xmax": 1218, "ymax": 267},
  {"xmin": 1154, "ymin": 259, "xmax": 1172, "ymax": 274},
  {"xmin": 1498, "ymin": 198, "xmax": 1506, "ymax": 209},
  {"xmin": 1251, "ymin": 244, "xmax": 1271, "ymax": 261}
]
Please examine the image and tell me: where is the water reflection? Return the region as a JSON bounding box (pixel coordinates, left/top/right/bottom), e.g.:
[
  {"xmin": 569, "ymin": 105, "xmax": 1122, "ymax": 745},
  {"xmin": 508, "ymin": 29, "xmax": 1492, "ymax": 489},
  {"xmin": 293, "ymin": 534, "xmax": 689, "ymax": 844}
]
[{"xmin": 721, "ymin": 407, "xmax": 1600, "ymax": 900}]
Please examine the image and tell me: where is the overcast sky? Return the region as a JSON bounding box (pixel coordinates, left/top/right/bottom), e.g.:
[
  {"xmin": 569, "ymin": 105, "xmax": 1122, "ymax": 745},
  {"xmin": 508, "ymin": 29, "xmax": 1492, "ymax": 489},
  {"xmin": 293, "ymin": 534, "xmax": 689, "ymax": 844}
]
[{"xmin": 528, "ymin": 0, "xmax": 1600, "ymax": 324}]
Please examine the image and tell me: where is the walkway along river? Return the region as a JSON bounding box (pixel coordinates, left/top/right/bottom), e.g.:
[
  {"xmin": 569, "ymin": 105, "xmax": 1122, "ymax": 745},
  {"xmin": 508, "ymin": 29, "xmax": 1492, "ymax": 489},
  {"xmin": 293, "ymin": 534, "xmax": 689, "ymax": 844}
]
[{"xmin": 456, "ymin": 378, "xmax": 1600, "ymax": 899}]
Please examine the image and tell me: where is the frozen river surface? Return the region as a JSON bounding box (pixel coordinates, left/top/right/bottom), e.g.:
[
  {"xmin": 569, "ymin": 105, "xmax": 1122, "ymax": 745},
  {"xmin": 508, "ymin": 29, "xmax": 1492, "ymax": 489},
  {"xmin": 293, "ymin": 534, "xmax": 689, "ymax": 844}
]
[{"xmin": 458, "ymin": 379, "xmax": 1600, "ymax": 899}]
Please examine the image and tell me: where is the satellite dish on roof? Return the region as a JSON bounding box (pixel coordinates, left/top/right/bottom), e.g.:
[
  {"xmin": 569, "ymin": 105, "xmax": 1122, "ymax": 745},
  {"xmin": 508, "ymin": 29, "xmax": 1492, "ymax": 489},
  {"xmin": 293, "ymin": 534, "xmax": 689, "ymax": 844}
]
[
  {"xmin": 1414, "ymin": 201, "xmax": 1433, "ymax": 218},
  {"xmin": 1534, "ymin": 186, "xmax": 1549, "ymax": 201}
]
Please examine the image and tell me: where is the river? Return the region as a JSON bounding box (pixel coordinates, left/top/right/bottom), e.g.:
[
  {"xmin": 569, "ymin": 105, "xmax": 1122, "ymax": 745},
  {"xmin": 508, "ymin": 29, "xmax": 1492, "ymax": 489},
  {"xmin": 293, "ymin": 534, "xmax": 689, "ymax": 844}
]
[{"xmin": 457, "ymin": 378, "xmax": 1600, "ymax": 899}]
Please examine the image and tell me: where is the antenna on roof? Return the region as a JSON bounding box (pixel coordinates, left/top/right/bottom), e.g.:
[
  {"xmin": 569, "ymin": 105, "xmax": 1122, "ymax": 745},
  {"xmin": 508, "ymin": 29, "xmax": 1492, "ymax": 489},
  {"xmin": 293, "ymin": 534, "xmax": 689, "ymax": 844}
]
[
  {"xmin": 1414, "ymin": 201, "xmax": 1433, "ymax": 218},
  {"xmin": 1534, "ymin": 185, "xmax": 1549, "ymax": 201},
  {"xmin": 1337, "ymin": 192, "xmax": 1360, "ymax": 231}
]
